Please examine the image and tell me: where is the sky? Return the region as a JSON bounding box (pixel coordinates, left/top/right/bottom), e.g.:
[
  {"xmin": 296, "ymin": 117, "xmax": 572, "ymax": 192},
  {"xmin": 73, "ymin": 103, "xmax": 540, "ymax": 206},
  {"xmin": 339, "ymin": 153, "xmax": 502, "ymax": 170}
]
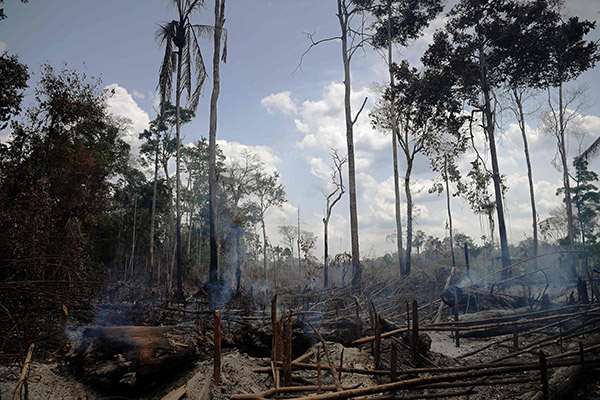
[{"xmin": 2, "ymin": 0, "xmax": 600, "ymax": 261}]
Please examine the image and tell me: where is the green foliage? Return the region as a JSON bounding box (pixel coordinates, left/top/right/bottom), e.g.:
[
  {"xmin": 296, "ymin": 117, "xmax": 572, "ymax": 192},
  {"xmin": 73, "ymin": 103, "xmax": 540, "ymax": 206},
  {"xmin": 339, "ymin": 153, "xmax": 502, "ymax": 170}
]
[
  {"xmin": 0, "ymin": 52, "xmax": 28, "ymax": 129},
  {"xmin": 0, "ymin": 65, "xmax": 130, "ymax": 281}
]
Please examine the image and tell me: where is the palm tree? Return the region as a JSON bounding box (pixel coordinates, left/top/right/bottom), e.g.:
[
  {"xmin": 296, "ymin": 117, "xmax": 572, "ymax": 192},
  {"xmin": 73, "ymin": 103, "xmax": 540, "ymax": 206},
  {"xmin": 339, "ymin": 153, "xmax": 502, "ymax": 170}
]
[{"xmin": 156, "ymin": 0, "xmax": 209, "ymax": 299}]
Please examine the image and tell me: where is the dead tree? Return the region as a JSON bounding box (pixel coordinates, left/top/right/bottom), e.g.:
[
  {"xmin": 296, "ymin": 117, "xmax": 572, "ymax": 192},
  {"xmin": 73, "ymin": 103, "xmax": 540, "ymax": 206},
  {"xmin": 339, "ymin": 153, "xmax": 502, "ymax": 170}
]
[{"xmin": 322, "ymin": 150, "xmax": 346, "ymax": 288}]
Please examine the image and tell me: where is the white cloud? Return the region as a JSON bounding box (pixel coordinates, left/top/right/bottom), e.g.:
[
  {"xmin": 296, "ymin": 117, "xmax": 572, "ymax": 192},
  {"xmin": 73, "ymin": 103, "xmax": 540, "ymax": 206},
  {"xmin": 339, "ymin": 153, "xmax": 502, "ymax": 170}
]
[
  {"xmin": 261, "ymin": 91, "xmax": 298, "ymax": 115},
  {"xmin": 105, "ymin": 83, "xmax": 150, "ymax": 157},
  {"xmin": 217, "ymin": 140, "xmax": 281, "ymax": 174},
  {"xmin": 132, "ymin": 90, "xmax": 145, "ymax": 99},
  {"xmin": 0, "ymin": 41, "xmax": 6, "ymax": 53}
]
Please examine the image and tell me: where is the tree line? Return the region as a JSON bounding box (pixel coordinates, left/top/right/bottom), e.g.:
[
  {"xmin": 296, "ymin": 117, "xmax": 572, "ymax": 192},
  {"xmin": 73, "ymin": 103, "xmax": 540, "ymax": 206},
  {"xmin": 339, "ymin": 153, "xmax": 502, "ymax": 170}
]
[{"xmin": 1, "ymin": 0, "xmax": 599, "ymax": 300}]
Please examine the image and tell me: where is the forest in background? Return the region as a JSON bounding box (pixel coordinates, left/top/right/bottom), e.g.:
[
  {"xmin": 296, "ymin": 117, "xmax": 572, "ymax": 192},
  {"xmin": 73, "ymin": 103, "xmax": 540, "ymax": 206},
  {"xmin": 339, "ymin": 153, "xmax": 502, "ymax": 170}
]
[{"xmin": 0, "ymin": 0, "xmax": 599, "ymax": 303}]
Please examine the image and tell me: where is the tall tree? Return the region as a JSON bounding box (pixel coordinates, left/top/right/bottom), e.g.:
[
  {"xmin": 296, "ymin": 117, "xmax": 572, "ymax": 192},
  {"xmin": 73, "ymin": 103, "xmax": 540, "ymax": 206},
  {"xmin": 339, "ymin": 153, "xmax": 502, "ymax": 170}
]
[
  {"xmin": 322, "ymin": 150, "xmax": 346, "ymax": 288},
  {"xmin": 0, "ymin": 65, "xmax": 129, "ymax": 281},
  {"xmin": 423, "ymin": 0, "xmax": 516, "ymax": 277},
  {"xmin": 222, "ymin": 150, "xmax": 260, "ymax": 292},
  {"xmin": 156, "ymin": 0, "xmax": 208, "ymax": 298},
  {"xmin": 367, "ymin": 0, "xmax": 443, "ymax": 276},
  {"xmin": 208, "ymin": 0, "xmax": 227, "ymax": 288},
  {"xmin": 253, "ymin": 171, "xmax": 285, "ymax": 282},
  {"xmin": 372, "ymin": 60, "xmax": 464, "ymax": 274},
  {"xmin": 0, "ymin": 52, "xmax": 28, "ymax": 130},
  {"xmin": 139, "ymin": 105, "xmax": 192, "ymax": 285},
  {"xmin": 299, "ymin": 0, "xmax": 370, "ymax": 289},
  {"xmin": 538, "ymin": 12, "xmax": 598, "ymax": 278}
]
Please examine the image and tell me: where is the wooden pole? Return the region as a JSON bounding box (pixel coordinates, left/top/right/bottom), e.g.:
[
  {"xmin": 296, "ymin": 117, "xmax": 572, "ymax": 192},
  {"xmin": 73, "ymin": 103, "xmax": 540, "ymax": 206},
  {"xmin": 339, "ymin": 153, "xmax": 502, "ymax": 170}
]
[
  {"xmin": 512, "ymin": 323, "xmax": 519, "ymax": 352},
  {"xmin": 580, "ymin": 342, "xmax": 587, "ymax": 398},
  {"xmin": 412, "ymin": 300, "xmax": 419, "ymax": 363},
  {"xmin": 213, "ymin": 311, "xmax": 221, "ymax": 386},
  {"xmin": 390, "ymin": 342, "xmax": 397, "ymax": 382},
  {"xmin": 317, "ymin": 348, "xmax": 322, "ymax": 394},
  {"xmin": 277, "ymin": 316, "xmax": 284, "ymax": 364},
  {"xmin": 375, "ymin": 315, "xmax": 381, "ymax": 369},
  {"xmin": 354, "ymin": 296, "xmax": 361, "ymax": 340},
  {"xmin": 339, "ymin": 348, "xmax": 344, "ymax": 383},
  {"xmin": 284, "ymin": 312, "xmax": 292, "ymax": 386},
  {"xmin": 464, "ymin": 243, "xmax": 470, "ymax": 277},
  {"xmin": 271, "ymin": 295, "xmax": 277, "ymax": 362},
  {"xmin": 12, "ymin": 343, "xmax": 34, "ymax": 400},
  {"xmin": 453, "ymin": 291, "xmax": 459, "ymax": 348},
  {"xmin": 308, "ymin": 322, "xmax": 343, "ymax": 392}
]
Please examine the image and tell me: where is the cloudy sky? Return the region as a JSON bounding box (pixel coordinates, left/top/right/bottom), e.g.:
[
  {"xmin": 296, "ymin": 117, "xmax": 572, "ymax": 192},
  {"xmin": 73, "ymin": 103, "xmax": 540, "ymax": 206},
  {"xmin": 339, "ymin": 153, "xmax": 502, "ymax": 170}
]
[{"xmin": 2, "ymin": 0, "xmax": 600, "ymax": 259}]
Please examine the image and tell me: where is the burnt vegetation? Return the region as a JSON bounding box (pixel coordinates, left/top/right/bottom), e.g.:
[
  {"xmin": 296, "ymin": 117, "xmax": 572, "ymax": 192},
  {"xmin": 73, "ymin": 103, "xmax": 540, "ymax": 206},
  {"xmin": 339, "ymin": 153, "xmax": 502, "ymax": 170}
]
[{"xmin": 1, "ymin": 0, "xmax": 600, "ymax": 399}]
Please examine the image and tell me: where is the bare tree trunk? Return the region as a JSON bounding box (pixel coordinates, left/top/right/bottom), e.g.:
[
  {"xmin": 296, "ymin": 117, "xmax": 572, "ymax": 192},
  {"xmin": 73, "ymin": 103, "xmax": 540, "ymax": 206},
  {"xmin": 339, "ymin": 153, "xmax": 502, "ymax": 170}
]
[
  {"xmin": 444, "ymin": 157, "xmax": 455, "ymax": 268},
  {"xmin": 323, "ymin": 217, "xmax": 329, "ymax": 288},
  {"xmin": 387, "ymin": 0, "xmax": 405, "ymax": 276},
  {"xmin": 129, "ymin": 194, "xmax": 138, "ymax": 280},
  {"xmin": 337, "ymin": 0, "xmax": 361, "ymax": 290},
  {"xmin": 557, "ymin": 83, "xmax": 577, "ymax": 279},
  {"xmin": 404, "ymin": 158, "xmax": 413, "ymax": 275},
  {"xmin": 297, "ymin": 208, "xmax": 302, "ymax": 271},
  {"xmin": 208, "ymin": 0, "xmax": 226, "ymax": 288},
  {"xmin": 149, "ymin": 135, "xmax": 159, "ymax": 284},
  {"xmin": 262, "ymin": 218, "xmax": 268, "ymax": 282},
  {"xmin": 479, "ymin": 40, "xmax": 511, "ymax": 278},
  {"xmin": 513, "ymin": 88, "xmax": 538, "ymax": 268},
  {"xmin": 175, "ymin": 46, "xmax": 184, "ymax": 299}
]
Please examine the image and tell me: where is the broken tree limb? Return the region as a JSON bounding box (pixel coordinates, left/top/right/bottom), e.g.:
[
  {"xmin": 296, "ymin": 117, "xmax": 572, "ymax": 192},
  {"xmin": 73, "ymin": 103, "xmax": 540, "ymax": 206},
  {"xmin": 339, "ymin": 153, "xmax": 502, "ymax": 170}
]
[
  {"xmin": 232, "ymin": 385, "xmax": 359, "ymax": 400},
  {"xmin": 308, "ymin": 322, "xmax": 343, "ymax": 391},
  {"xmin": 12, "ymin": 343, "xmax": 34, "ymax": 400},
  {"xmin": 287, "ymin": 358, "xmax": 600, "ymax": 400},
  {"xmin": 161, "ymin": 384, "xmax": 187, "ymax": 400}
]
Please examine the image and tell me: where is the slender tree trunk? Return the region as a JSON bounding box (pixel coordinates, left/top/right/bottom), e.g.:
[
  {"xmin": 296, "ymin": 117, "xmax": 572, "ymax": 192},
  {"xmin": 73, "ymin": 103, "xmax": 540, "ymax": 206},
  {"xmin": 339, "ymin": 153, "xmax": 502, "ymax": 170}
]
[
  {"xmin": 262, "ymin": 217, "xmax": 267, "ymax": 282},
  {"xmin": 175, "ymin": 45, "xmax": 184, "ymax": 299},
  {"xmin": 387, "ymin": 0, "xmax": 405, "ymax": 275},
  {"xmin": 149, "ymin": 135, "xmax": 159, "ymax": 285},
  {"xmin": 404, "ymin": 158, "xmax": 413, "ymax": 275},
  {"xmin": 208, "ymin": 0, "xmax": 225, "ymax": 287},
  {"xmin": 337, "ymin": 0, "xmax": 361, "ymax": 289},
  {"xmin": 323, "ymin": 217, "xmax": 329, "ymax": 288},
  {"xmin": 513, "ymin": 88, "xmax": 538, "ymax": 268},
  {"xmin": 479, "ymin": 40, "xmax": 511, "ymax": 278},
  {"xmin": 557, "ymin": 83, "xmax": 577, "ymax": 278},
  {"xmin": 297, "ymin": 208, "xmax": 302, "ymax": 271},
  {"xmin": 130, "ymin": 194, "xmax": 138, "ymax": 279},
  {"xmin": 444, "ymin": 158, "xmax": 455, "ymax": 268}
]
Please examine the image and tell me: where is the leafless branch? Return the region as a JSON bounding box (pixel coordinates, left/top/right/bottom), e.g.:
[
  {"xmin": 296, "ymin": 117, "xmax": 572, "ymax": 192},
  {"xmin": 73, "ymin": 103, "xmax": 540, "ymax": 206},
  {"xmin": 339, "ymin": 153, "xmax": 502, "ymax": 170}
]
[
  {"xmin": 352, "ymin": 97, "xmax": 368, "ymax": 125},
  {"xmin": 294, "ymin": 30, "xmax": 341, "ymax": 75}
]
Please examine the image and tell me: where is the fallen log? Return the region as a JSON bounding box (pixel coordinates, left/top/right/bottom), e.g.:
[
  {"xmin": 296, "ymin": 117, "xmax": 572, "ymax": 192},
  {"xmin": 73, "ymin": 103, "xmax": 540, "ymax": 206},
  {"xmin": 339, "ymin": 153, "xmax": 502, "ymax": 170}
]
[{"xmin": 66, "ymin": 325, "xmax": 198, "ymax": 390}]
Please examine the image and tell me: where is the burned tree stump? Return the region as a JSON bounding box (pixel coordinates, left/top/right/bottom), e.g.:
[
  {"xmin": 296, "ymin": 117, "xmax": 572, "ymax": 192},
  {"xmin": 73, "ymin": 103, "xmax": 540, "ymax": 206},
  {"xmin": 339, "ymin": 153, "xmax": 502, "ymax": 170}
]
[{"xmin": 66, "ymin": 325, "xmax": 198, "ymax": 390}]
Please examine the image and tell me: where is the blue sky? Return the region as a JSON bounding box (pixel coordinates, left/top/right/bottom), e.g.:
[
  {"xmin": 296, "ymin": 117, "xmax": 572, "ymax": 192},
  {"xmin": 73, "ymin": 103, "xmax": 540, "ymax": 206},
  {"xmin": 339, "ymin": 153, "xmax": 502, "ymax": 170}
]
[{"xmin": 2, "ymin": 0, "xmax": 600, "ymax": 259}]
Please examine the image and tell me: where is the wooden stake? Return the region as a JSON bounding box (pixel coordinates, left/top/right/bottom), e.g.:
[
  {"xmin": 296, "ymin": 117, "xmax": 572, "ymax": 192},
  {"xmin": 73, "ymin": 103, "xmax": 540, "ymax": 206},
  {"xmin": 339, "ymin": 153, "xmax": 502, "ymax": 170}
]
[
  {"xmin": 277, "ymin": 316, "xmax": 284, "ymax": 363},
  {"xmin": 12, "ymin": 343, "xmax": 34, "ymax": 400},
  {"xmin": 213, "ymin": 311, "xmax": 221, "ymax": 386},
  {"xmin": 453, "ymin": 296, "xmax": 459, "ymax": 348},
  {"xmin": 512, "ymin": 323, "xmax": 518, "ymax": 352},
  {"xmin": 339, "ymin": 348, "xmax": 344, "ymax": 383},
  {"xmin": 539, "ymin": 350, "xmax": 549, "ymax": 400},
  {"xmin": 284, "ymin": 312, "xmax": 292, "ymax": 387},
  {"xmin": 580, "ymin": 342, "xmax": 587, "ymax": 398},
  {"xmin": 354, "ymin": 296, "xmax": 361, "ymax": 340},
  {"xmin": 271, "ymin": 295, "xmax": 277, "ymax": 362},
  {"xmin": 375, "ymin": 315, "xmax": 381, "ymax": 369},
  {"xmin": 412, "ymin": 300, "xmax": 419, "ymax": 362},
  {"xmin": 390, "ymin": 342, "xmax": 397, "ymax": 382},
  {"xmin": 317, "ymin": 348, "xmax": 322, "ymax": 394},
  {"xmin": 308, "ymin": 321, "xmax": 343, "ymax": 392}
]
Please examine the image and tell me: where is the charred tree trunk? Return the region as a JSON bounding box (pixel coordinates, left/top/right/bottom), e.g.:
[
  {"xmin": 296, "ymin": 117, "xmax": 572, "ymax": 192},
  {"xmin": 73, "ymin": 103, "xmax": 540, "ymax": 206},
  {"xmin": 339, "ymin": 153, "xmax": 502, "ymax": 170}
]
[
  {"xmin": 208, "ymin": 0, "xmax": 226, "ymax": 288},
  {"xmin": 479, "ymin": 39, "xmax": 511, "ymax": 278}
]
